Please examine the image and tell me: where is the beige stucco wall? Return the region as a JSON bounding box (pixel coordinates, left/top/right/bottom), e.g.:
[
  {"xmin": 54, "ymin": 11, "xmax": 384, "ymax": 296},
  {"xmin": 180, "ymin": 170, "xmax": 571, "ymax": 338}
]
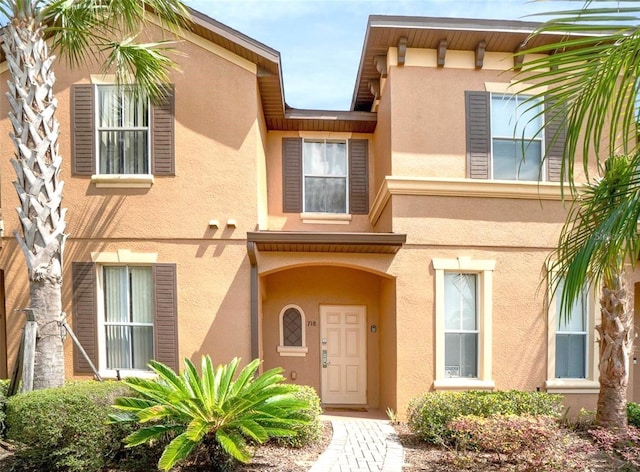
[{"xmin": 0, "ymin": 23, "xmax": 264, "ymax": 376}]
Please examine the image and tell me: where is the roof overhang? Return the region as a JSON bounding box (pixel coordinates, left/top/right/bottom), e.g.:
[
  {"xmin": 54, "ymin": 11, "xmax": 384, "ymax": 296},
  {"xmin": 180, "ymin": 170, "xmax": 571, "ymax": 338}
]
[
  {"xmin": 351, "ymin": 15, "xmax": 599, "ymax": 111},
  {"xmin": 247, "ymin": 231, "xmax": 406, "ymax": 254}
]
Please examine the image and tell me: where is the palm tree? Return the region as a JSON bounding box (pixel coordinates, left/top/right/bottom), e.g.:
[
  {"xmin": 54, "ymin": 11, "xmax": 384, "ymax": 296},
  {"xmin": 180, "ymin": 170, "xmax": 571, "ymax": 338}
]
[
  {"xmin": 0, "ymin": 0, "xmax": 188, "ymax": 390},
  {"xmin": 518, "ymin": 1, "xmax": 640, "ymax": 430},
  {"xmin": 548, "ymin": 154, "xmax": 640, "ymax": 430}
]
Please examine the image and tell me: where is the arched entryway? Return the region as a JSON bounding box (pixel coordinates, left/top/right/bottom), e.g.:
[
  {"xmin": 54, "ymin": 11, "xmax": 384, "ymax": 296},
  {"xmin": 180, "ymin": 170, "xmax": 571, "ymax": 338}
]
[{"xmin": 259, "ymin": 264, "xmax": 397, "ymax": 409}]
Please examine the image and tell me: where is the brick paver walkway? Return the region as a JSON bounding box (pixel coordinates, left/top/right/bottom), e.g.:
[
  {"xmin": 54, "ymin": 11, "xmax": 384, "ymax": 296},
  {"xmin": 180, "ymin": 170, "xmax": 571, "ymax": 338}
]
[{"xmin": 309, "ymin": 415, "xmax": 404, "ymax": 472}]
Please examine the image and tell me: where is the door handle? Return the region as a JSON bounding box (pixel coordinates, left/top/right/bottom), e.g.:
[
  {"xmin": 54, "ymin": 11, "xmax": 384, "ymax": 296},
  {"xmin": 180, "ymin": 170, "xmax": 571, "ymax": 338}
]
[{"xmin": 322, "ymin": 349, "xmax": 328, "ymax": 368}]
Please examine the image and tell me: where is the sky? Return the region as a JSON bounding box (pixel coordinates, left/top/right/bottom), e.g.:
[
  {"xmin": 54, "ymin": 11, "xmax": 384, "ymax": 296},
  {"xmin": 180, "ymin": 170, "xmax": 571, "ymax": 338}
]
[{"xmin": 183, "ymin": 0, "xmax": 586, "ymax": 110}]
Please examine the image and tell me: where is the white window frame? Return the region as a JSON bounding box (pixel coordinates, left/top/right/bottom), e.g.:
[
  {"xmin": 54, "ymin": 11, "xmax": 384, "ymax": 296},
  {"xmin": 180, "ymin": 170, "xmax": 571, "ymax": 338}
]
[
  {"xmin": 443, "ymin": 273, "xmax": 479, "ymax": 379},
  {"xmin": 94, "ymin": 83, "xmax": 151, "ymax": 178},
  {"xmin": 277, "ymin": 304, "xmax": 308, "ymax": 357},
  {"xmin": 433, "ymin": 257, "xmax": 496, "ymax": 390},
  {"xmin": 546, "ymin": 271, "xmax": 600, "ymax": 393},
  {"xmin": 490, "ymin": 93, "xmax": 545, "ymax": 182},
  {"xmin": 302, "ymin": 139, "xmax": 349, "ymax": 214},
  {"xmin": 93, "ymin": 250, "xmax": 158, "ymax": 379}
]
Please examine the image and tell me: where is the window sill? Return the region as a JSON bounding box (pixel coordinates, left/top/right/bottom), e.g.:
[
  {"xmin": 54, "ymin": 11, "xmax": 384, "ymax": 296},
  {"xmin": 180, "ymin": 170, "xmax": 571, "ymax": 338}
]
[
  {"xmin": 91, "ymin": 174, "xmax": 154, "ymax": 188},
  {"xmin": 277, "ymin": 346, "xmax": 308, "ymax": 357},
  {"xmin": 545, "ymin": 379, "xmax": 600, "ymax": 394},
  {"xmin": 301, "ymin": 213, "xmax": 352, "ymax": 225},
  {"xmin": 433, "ymin": 378, "xmax": 496, "ymax": 391},
  {"xmin": 99, "ymin": 369, "xmax": 157, "ymax": 380}
]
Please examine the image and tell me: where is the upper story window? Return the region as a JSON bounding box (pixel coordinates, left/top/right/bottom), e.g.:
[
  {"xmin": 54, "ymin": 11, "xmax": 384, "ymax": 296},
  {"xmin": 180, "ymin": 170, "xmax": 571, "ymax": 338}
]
[
  {"xmin": 303, "ymin": 140, "xmax": 347, "ymax": 213},
  {"xmin": 71, "ymin": 83, "xmax": 175, "ymax": 185},
  {"xmin": 490, "ymin": 94, "xmax": 543, "ymax": 181},
  {"xmin": 282, "ymin": 137, "xmax": 369, "ymax": 216},
  {"xmin": 97, "ymin": 86, "xmax": 149, "ymax": 175},
  {"xmin": 465, "ymin": 90, "xmax": 565, "ymax": 182}
]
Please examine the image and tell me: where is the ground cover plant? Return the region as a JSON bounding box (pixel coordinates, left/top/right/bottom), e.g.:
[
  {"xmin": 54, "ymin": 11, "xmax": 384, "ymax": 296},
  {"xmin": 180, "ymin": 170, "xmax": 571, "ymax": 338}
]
[{"xmin": 111, "ymin": 356, "xmax": 311, "ymax": 471}]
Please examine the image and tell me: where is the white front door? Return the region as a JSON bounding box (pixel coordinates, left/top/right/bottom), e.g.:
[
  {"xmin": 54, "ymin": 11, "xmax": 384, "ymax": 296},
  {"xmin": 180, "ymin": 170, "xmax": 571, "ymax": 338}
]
[{"xmin": 320, "ymin": 305, "xmax": 367, "ymax": 404}]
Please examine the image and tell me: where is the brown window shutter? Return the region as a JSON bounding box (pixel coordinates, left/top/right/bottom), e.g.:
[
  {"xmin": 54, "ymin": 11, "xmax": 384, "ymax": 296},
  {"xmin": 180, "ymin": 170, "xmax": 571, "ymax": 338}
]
[
  {"xmin": 72, "ymin": 262, "xmax": 97, "ymax": 373},
  {"xmin": 153, "ymin": 263, "xmax": 178, "ymax": 370},
  {"xmin": 545, "ymin": 99, "xmax": 566, "ymax": 182},
  {"xmin": 465, "ymin": 91, "xmax": 491, "ymax": 179},
  {"xmin": 151, "ymin": 85, "xmax": 175, "ymax": 176},
  {"xmin": 71, "ymin": 84, "xmax": 95, "ymax": 176},
  {"xmin": 282, "ymin": 138, "xmax": 302, "ymax": 213},
  {"xmin": 349, "ymin": 139, "xmax": 369, "ymax": 214}
]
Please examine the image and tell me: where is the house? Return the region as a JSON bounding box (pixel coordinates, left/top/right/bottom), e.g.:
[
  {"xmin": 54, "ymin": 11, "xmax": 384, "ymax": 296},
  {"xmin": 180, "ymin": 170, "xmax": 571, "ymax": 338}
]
[{"xmin": 0, "ymin": 9, "xmax": 637, "ymax": 417}]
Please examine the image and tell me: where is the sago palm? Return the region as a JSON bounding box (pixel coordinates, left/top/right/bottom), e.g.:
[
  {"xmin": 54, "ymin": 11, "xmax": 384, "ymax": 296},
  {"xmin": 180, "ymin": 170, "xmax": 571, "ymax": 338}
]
[
  {"xmin": 111, "ymin": 356, "xmax": 309, "ymax": 471},
  {"xmin": 548, "ymin": 154, "xmax": 640, "ymax": 430},
  {"xmin": 0, "ymin": 0, "xmax": 188, "ymax": 389}
]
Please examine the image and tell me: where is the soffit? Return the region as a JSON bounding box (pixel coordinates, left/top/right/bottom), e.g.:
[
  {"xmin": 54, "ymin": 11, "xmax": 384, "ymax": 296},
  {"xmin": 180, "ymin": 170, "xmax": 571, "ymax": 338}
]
[
  {"xmin": 247, "ymin": 231, "xmax": 406, "ymax": 254},
  {"xmin": 351, "ymin": 16, "xmax": 596, "ymax": 112}
]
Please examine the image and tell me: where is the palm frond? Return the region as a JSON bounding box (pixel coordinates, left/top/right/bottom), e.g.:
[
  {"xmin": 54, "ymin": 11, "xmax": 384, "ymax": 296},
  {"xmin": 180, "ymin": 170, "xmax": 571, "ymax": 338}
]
[
  {"xmin": 549, "ymin": 153, "xmax": 640, "ymax": 321},
  {"xmin": 157, "ymin": 433, "xmax": 199, "ymax": 471},
  {"xmin": 517, "ymin": 2, "xmax": 640, "ymax": 183},
  {"xmin": 124, "ymin": 424, "xmax": 182, "ymax": 447}
]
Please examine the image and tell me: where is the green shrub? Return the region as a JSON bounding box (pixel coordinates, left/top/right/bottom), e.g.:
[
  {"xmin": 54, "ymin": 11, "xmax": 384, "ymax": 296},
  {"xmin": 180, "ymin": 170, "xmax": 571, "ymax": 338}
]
[
  {"xmin": 0, "ymin": 378, "xmax": 9, "ymax": 437},
  {"xmin": 275, "ymin": 384, "xmax": 322, "ymax": 448},
  {"xmin": 628, "ymin": 402, "xmax": 640, "ymax": 428},
  {"xmin": 406, "ymin": 390, "xmax": 563, "ymax": 445},
  {"xmin": 6, "ymin": 381, "xmax": 133, "ymax": 472},
  {"xmin": 111, "ymin": 356, "xmax": 309, "ymax": 471}
]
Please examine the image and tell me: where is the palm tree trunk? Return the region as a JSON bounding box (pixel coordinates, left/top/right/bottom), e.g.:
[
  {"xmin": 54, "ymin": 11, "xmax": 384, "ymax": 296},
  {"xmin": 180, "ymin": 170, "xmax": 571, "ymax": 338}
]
[
  {"xmin": 595, "ymin": 274, "xmax": 633, "ymax": 431},
  {"xmin": 2, "ymin": 18, "xmax": 67, "ymax": 389}
]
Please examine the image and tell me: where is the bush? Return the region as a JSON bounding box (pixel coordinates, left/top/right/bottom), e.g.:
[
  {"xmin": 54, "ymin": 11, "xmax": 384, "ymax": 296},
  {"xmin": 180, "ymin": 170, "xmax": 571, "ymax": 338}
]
[
  {"xmin": 5, "ymin": 381, "xmax": 133, "ymax": 472},
  {"xmin": 0, "ymin": 378, "xmax": 9, "ymax": 437},
  {"xmin": 449, "ymin": 414, "xmax": 572, "ymax": 470},
  {"xmin": 406, "ymin": 390, "xmax": 563, "ymax": 445},
  {"xmin": 589, "ymin": 425, "xmax": 640, "ymax": 468},
  {"xmin": 628, "ymin": 402, "xmax": 640, "ymax": 428},
  {"xmin": 275, "ymin": 384, "xmax": 323, "ymax": 448}
]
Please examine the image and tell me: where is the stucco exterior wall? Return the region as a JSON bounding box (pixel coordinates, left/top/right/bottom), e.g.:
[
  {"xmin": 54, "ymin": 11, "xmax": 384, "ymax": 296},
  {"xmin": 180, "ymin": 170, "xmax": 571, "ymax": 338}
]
[{"xmin": 0, "ymin": 23, "xmax": 264, "ymax": 377}]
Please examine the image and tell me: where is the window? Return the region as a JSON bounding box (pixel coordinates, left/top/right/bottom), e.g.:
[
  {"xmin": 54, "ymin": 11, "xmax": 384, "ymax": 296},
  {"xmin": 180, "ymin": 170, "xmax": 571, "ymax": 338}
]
[
  {"xmin": 490, "ymin": 94, "xmax": 543, "ymax": 181},
  {"xmin": 465, "ymin": 90, "xmax": 564, "ymax": 182},
  {"xmin": 71, "ymin": 259, "xmax": 178, "ymax": 377},
  {"xmin": 444, "ymin": 273, "xmax": 478, "ymax": 379},
  {"xmin": 433, "ymin": 257, "xmax": 495, "ymax": 390},
  {"xmin": 303, "ymin": 140, "xmax": 348, "ymax": 213},
  {"xmin": 97, "ymin": 86, "xmax": 149, "ymax": 175},
  {"xmin": 277, "ymin": 304, "xmax": 308, "ymax": 357},
  {"xmin": 282, "ymin": 138, "xmax": 369, "ymax": 215},
  {"xmin": 555, "ymin": 280, "xmax": 588, "ymax": 379},
  {"xmin": 103, "ymin": 266, "xmax": 153, "ymax": 370},
  {"xmin": 546, "ymin": 275, "xmax": 599, "ymax": 393},
  {"xmin": 71, "ymin": 83, "xmax": 175, "ymax": 182}
]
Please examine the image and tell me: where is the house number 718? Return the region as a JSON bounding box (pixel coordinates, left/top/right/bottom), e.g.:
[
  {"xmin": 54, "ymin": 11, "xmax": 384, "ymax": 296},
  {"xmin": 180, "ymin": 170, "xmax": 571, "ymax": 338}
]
[{"xmin": 307, "ymin": 321, "xmax": 317, "ymax": 327}]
